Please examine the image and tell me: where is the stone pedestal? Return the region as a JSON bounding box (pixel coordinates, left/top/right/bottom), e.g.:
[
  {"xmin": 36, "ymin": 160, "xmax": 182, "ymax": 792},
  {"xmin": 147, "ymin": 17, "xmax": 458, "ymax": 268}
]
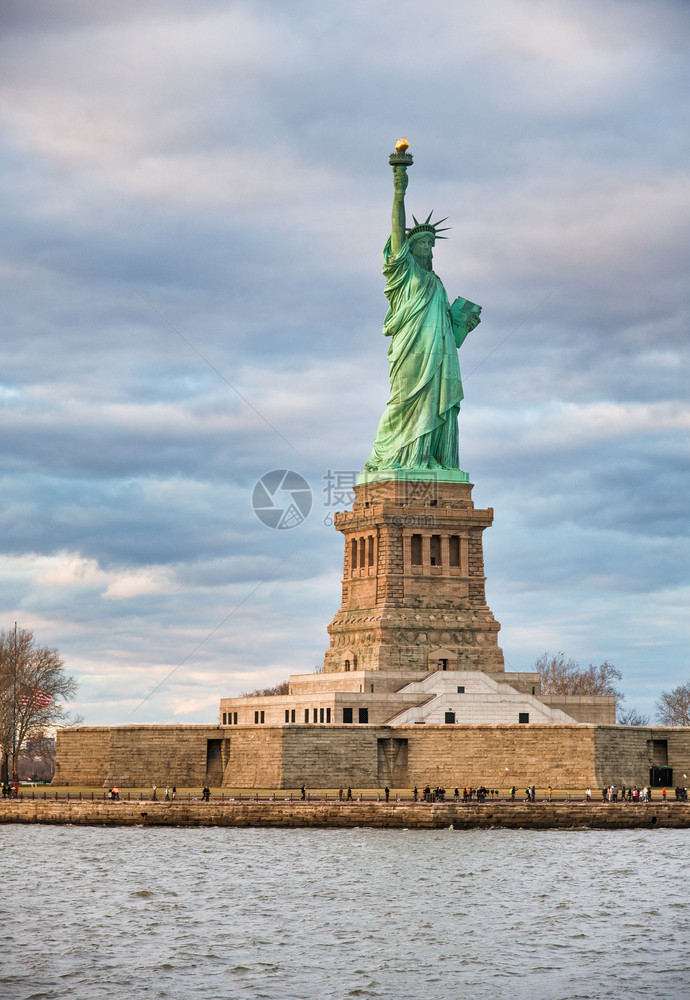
[{"xmin": 323, "ymin": 477, "xmax": 504, "ymax": 674}]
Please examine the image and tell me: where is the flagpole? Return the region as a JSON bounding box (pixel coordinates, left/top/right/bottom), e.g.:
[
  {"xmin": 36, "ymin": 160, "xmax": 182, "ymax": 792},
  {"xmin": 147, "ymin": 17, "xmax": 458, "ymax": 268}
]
[{"xmin": 11, "ymin": 622, "xmax": 17, "ymax": 785}]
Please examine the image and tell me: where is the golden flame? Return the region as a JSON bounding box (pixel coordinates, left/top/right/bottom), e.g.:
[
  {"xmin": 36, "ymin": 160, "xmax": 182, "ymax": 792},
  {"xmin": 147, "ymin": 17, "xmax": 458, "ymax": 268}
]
[{"xmin": 395, "ymin": 137, "xmax": 410, "ymax": 153}]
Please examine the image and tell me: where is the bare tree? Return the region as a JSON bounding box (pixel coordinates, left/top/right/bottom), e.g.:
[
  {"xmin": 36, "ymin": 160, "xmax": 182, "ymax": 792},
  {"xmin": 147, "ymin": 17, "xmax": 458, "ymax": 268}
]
[
  {"xmin": 656, "ymin": 682, "xmax": 690, "ymax": 726},
  {"xmin": 240, "ymin": 680, "xmax": 290, "ymax": 697},
  {"xmin": 0, "ymin": 626, "xmax": 79, "ymax": 782},
  {"xmin": 535, "ymin": 652, "xmax": 580, "ymax": 694},
  {"xmin": 535, "ymin": 651, "xmax": 623, "ymax": 707},
  {"xmin": 617, "ymin": 707, "xmax": 650, "ymax": 726}
]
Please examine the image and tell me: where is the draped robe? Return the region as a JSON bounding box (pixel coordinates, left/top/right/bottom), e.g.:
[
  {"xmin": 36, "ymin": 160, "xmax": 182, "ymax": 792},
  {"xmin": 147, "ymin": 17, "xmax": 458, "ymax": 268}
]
[{"xmin": 364, "ymin": 237, "xmax": 467, "ymax": 472}]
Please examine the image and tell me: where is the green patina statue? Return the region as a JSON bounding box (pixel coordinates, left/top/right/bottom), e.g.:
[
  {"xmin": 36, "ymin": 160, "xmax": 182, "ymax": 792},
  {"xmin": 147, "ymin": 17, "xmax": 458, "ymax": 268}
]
[{"xmin": 362, "ymin": 141, "xmax": 481, "ymax": 482}]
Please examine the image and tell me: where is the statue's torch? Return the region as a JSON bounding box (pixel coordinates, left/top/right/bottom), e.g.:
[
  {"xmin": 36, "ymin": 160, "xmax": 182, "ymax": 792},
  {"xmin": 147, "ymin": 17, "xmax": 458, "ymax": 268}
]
[{"xmin": 389, "ymin": 137, "xmax": 413, "ymax": 168}]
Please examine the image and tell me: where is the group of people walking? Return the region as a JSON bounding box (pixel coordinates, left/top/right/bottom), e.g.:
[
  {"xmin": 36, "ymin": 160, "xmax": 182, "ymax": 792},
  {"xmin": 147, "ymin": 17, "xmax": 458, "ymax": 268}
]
[
  {"xmin": 410, "ymin": 785, "xmax": 501, "ymax": 803},
  {"xmin": 603, "ymin": 785, "xmax": 653, "ymax": 802},
  {"xmin": 127, "ymin": 782, "xmax": 690, "ymax": 804}
]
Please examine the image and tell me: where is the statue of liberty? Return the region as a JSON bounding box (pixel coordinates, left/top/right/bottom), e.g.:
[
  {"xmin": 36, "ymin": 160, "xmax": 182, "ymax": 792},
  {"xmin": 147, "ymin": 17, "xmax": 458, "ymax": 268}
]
[{"xmin": 363, "ymin": 140, "xmax": 481, "ymax": 480}]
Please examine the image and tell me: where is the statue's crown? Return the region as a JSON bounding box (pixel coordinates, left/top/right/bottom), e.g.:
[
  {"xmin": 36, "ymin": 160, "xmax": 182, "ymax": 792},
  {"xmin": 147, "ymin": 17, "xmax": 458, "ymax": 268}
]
[{"xmin": 406, "ymin": 212, "xmax": 450, "ymax": 240}]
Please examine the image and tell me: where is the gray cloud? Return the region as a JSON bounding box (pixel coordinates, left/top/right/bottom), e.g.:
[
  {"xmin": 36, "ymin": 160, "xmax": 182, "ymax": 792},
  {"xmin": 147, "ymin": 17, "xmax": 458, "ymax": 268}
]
[{"xmin": 0, "ymin": 0, "xmax": 688, "ymax": 724}]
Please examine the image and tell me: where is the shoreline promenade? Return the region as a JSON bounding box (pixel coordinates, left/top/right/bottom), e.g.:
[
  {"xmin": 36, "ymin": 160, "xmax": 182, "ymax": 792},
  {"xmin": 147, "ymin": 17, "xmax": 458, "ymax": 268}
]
[{"xmin": 2, "ymin": 798, "xmax": 689, "ymax": 830}]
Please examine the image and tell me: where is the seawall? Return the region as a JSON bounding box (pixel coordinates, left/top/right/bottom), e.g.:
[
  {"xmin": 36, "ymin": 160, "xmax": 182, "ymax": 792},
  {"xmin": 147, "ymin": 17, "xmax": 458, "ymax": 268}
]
[{"xmin": 2, "ymin": 799, "xmax": 689, "ymax": 830}]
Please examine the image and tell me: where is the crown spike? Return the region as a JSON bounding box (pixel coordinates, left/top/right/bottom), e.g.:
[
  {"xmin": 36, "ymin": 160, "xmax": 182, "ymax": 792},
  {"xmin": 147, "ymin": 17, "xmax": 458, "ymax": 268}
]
[{"xmin": 406, "ymin": 210, "xmax": 452, "ymax": 241}]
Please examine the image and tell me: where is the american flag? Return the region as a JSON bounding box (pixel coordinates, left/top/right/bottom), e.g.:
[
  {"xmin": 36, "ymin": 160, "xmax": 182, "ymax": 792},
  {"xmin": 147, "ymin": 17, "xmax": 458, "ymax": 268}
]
[{"xmin": 20, "ymin": 689, "xmax": 53, "ymax": 709}]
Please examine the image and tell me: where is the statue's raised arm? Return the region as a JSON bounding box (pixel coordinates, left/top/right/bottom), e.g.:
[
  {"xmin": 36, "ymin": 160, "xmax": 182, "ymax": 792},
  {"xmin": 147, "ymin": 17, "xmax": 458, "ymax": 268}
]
[
  {"xmin": 391, "ymin": 165, "xmax": 408, "ymax": 255},
  {"xmin": 361, "ymin": 140, "xmax": 481, "ymax": 482}
]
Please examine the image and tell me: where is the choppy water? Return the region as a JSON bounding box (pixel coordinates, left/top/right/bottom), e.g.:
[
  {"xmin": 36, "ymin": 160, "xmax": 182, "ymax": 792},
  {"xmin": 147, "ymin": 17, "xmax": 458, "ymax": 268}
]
[{"xmin": 1, "ymin": 825, "xmax": 688, "ymax": 999}]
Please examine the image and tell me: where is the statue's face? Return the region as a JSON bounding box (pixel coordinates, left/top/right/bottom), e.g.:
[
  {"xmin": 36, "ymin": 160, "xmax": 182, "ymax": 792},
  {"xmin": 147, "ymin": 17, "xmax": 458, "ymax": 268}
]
[{"xmin": 410, "ymin": 235, "xmax": 434, "ymax": 266}]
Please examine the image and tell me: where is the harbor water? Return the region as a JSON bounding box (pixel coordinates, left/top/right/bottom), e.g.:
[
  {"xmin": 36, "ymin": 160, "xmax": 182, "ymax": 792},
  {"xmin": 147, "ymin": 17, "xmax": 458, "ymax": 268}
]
[{"xmin": 2, "ymin": 825, "xmax": 688, "ymax": 999}]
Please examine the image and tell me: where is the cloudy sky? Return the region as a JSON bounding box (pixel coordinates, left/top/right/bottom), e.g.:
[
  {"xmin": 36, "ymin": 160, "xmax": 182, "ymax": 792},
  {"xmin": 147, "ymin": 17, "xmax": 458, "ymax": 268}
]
[{"xmin": 1, "ymin": 0, "xmax": 689, "ymax": 726}]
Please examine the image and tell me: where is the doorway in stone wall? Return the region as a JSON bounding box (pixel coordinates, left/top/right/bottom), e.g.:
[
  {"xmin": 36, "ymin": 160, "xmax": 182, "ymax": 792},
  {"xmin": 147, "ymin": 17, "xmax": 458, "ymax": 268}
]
[
  {"xmin": 206, "ymin": 739, "xmax": 223, "ymax": 784},
  {"xmin": 650, "ymin": 766, "xmax": 672, "ymax": 786},
  {"xmin": 377, "ymin": 737, "xmax": 408, "ymax": 786}
]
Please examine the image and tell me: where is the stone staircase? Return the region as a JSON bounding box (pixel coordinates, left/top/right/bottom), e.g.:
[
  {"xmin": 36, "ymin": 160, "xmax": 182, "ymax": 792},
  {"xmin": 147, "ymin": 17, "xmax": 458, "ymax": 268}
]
[{"xmin": 385, "ymin": 670, "xmax": 579, "ymax": 726}]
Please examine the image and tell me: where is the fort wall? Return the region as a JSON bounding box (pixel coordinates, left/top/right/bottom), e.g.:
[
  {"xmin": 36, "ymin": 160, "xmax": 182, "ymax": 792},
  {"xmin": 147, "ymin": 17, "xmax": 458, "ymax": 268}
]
[
  {"xmin": 220, "ymin": 728, "xmax": 284, "ymax": 788},
  {"xmin": 54, "ymin": 727, "xmax": 112, "ymax": 786},
  {"xmin": 56, "ymin": 722, "xmax": 690, "ymax": 791},
  {"xmin": 56, "ymin": 726, "xmax": 226, "ymax": 788},
  {"xmin": 593, "ymin": 726, "xmax": 690, "ymax": 786}
]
